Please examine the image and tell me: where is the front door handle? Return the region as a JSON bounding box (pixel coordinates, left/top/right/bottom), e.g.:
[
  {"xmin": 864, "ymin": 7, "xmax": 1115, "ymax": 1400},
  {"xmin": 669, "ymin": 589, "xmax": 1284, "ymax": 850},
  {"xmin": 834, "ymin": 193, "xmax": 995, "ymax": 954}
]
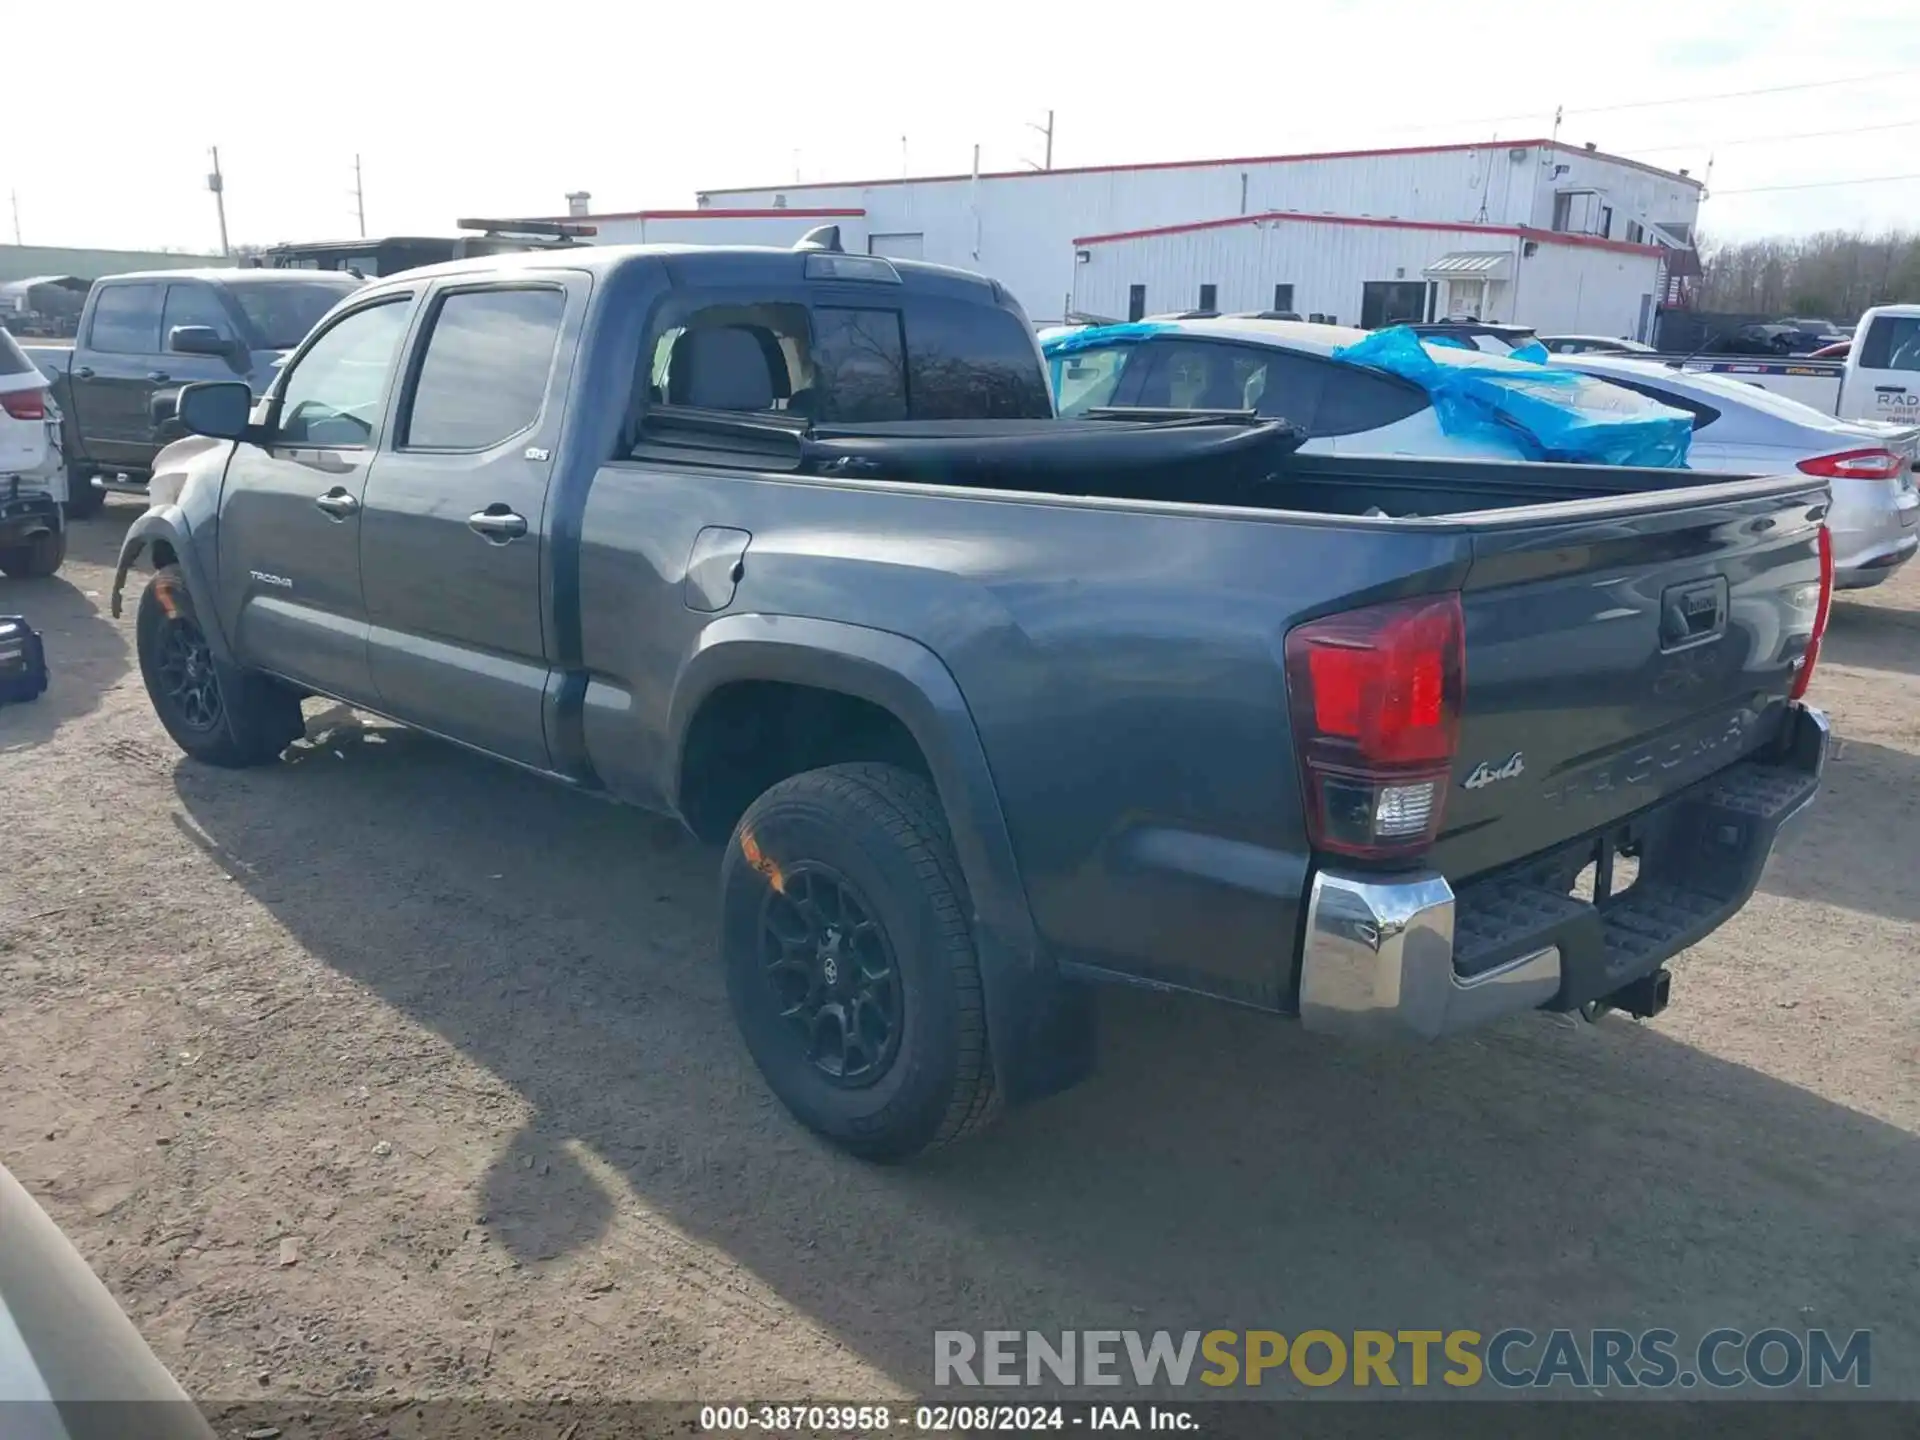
[
  {"xmin": 74, "ymin": 366, "xmax": 95, "ymax": 380},
  {"xmin": 467, "ymin": 505, "xmax": 528, "ymax": 544},
  {"xmin": 146, "ymin": 371, "xmax": 171, "ymax": 384},
  {"xmin": 314, "ymin": 487, "xmax": 360, "ymax": 520}
]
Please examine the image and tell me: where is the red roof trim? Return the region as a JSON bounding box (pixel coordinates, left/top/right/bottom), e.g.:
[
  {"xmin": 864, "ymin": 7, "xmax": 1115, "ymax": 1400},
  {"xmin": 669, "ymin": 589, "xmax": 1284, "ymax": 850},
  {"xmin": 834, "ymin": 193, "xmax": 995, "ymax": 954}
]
[
  {"xmin": 521, "ymin": 207, "xmax": 865, "ymax": 223},
  {"xmin": 705, "ymin": 137, "xmax": 1703, "ymax": 198},
  {"xmin": 1074, "ymin": 209, "xmax": 1666, "ymax": 257}
]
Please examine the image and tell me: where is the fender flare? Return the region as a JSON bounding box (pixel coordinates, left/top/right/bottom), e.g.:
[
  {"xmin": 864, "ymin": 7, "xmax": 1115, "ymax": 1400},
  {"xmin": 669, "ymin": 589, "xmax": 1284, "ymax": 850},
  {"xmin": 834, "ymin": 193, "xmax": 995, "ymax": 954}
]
[
  {"xmin": 109, "ymin": 507, "xmax": 233, "ymax": 664},
  {"xmin": 668, "ymin": 613, "xmax": 1094, "ymax": 1106}
]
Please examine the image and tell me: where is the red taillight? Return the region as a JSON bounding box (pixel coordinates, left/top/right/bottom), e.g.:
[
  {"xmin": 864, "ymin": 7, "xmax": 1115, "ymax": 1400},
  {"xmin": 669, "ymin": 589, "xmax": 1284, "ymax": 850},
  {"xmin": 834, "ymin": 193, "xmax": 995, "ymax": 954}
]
[
  {"xmin": 0, "ymin": 388, "xmax": 47, "ymax": 421},
  {"xmin": 1284, "ymin": 593, "xmax": 1464, "ymax": 861},
  {"xmin": 1789, "ymin": 524, "xmax": 1834, "ymax": 702},
  {"xmin": 1797, "ymin": 448, "xmax": 1903, "ymax": 481}
]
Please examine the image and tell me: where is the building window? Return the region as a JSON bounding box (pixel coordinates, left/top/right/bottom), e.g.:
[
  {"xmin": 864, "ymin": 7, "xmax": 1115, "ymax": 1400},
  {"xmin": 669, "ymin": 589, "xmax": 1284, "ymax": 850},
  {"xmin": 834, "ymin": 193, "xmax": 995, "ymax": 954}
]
[
  {"xmin": 1197, "ymin": 284, "xmax": 1217, "ymax": 313},
  {"xmin": 1598, "ymin": 205, "xmax": 1613, "ymax": 239},
  {"xmin": 1128, "ymin": 285, "xmax": 1146, "ymax": 322},
  {"xmin": 1273, "ymin": 284, "xmax": 1295, "ymax": 314},
  {"xmin": 1625, "ymin": 221, "xmax": 1645, "ymax": 245}
]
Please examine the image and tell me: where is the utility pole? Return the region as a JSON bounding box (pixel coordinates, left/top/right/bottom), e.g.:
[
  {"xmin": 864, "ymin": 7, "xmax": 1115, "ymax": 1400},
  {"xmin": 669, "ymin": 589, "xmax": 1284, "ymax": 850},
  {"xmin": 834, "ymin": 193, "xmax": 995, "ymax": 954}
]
[
  {"xmin": 8, "ymin": 190, "xmax": 20, "ymax": 246},
  {"xmin": 1026, "ymin": 109, "xmax": 1055, "ymax": 170},
  {"xmin": 208, "ymin": 146, "xmax": 230, "ymax": 257},
  {"xmin": 353, "ymin": 154, "xmax": 367, "ymax": 238}
]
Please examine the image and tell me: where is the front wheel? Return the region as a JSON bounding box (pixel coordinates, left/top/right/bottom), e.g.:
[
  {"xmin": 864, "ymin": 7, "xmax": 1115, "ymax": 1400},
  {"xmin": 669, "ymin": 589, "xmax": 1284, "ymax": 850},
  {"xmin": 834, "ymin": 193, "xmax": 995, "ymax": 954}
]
[
  {"xmin": 721, "ymin": 763, "xmax": 999, "ymax": 1161},
  {"xmin": 135, "ymin": 565, "xmax": 304, "ymax": 767},
  {"xmin": 0, "ymin": 528, "xmax": 66, "ymax": 578}
]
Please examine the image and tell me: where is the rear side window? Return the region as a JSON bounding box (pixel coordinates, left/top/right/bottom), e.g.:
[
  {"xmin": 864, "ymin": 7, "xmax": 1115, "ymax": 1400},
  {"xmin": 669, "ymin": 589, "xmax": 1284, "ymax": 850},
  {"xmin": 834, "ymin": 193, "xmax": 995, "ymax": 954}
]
[
  {"xmin": 812, "ymin": 307, "xmax": 908, "ymax": 421},
  {"xmin": 1587, "ymin": 373, "xmax": 1721, "ymax": 431},
  {"xmin": 404, "ymin": 288, "xmax": 566, "ymax": 450},
  {"xmin": 88, "ymin": 284, "xmax": 164, "ymax": 354},
  {"xmin": 901, "ymin": 297, "xmax": 1052, "ymax": 420},
  {"xmin": 1313, "ymin": 367, "xmax": 1428, "ymax": 435},
  {"xmin": 1859, "ymin": 316, "xmax": 1920, "ymax": 372}
]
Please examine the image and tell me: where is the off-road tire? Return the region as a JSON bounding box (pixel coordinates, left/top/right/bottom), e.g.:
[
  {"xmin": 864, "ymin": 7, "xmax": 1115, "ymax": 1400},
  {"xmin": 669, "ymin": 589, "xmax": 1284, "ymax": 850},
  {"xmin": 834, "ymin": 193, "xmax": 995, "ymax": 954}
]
[
  {"xmin": 0, "ymin": 527, "xmax": 66, "ymax": 578},
  {"xmin": 136, "ymin": 564, "xmax": 304, "ymax": 767},
  {"xmin": 721, "ymin": 762, "xmax": 1000, "ymax": 1161}
]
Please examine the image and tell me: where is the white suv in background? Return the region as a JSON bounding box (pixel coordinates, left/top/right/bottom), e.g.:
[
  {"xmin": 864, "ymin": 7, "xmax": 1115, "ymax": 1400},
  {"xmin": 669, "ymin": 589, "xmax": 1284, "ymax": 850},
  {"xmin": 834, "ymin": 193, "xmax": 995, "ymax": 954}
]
[{"xmin": 0, "ymin": 326, "xmax": 68, "ymax": 578}]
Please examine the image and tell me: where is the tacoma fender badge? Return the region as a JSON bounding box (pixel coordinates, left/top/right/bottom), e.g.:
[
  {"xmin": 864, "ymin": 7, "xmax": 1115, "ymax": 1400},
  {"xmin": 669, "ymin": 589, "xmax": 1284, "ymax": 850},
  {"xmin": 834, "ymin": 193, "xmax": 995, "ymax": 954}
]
[
  {"xmin": 248, "ymin": 570, "xmax": 293, "ymax": 589},
  {"xmin": 1463, "ymin": 752, "xmax": 1525, "ymax": 790}
]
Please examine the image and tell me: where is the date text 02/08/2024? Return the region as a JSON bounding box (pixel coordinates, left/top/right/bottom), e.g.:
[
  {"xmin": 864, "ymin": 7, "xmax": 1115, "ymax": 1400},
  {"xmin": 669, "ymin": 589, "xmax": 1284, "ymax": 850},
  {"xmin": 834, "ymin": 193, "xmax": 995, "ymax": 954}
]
[{"xmin": 698, "ymin": 1404, "xmax": 1192, "ymax": 1432}]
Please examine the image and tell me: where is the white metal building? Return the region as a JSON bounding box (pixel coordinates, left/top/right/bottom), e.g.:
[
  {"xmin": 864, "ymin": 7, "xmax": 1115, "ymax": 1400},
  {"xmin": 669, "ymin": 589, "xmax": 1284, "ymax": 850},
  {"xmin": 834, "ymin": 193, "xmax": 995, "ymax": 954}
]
[
  {"xmin": 1069, "ymin": 211, "xmax": 1672, "ymax": 338},
  {"xmin": 685, "ymin": 138, "xmax": 1702, "ymax": 337}
]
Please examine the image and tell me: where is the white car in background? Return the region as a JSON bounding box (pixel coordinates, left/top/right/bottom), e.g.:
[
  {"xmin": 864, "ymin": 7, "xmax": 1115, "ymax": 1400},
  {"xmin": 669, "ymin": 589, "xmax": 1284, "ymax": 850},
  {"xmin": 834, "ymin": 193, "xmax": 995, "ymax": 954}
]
[
  {"xmin": 1046, "ymin": 318, "xmax": 1532, "ymax": 460},
  {"xmin": 0, "ymin": 326, "xmax": 68, "ymax": 577},
  {"xmin": 1556, "ymin": 352, "xmax": 1920, "ymax": 588}
]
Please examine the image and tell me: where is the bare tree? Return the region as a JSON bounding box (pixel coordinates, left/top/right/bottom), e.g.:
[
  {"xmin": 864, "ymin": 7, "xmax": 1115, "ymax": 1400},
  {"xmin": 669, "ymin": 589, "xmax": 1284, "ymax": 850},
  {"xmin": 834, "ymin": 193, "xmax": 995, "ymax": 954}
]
[{"xmin": 1699, "ymin": 230, "xmax": 1920, "ymax": 318}]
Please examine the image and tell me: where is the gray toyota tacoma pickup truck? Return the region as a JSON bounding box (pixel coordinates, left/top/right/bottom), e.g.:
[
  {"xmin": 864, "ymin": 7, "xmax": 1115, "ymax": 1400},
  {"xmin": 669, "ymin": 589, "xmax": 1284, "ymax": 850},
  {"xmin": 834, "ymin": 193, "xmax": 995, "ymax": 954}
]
[{"xmin": 110, "ymin": 239, "xmax": 1832, "ymax": 1160}]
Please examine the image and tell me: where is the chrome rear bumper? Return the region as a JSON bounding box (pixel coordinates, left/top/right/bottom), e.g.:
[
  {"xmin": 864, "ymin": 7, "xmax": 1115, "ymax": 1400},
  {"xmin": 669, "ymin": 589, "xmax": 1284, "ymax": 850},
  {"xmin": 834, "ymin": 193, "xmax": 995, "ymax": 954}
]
[
  {"xmin": 1298, "ymin": 705, "xmax": 1828, "ymax": 1040},
  {"xmin": 1297, "ymin": 872, "xmax": 1560, "ymax": 1038}
]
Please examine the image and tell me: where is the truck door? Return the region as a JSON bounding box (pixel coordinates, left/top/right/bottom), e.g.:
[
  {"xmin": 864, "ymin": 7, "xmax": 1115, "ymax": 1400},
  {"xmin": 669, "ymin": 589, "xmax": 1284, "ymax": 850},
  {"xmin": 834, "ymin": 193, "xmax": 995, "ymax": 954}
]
[
  {"xmin": 71, "ymin": 281, "xmax": 167, "ymax": 470},
  {"xmin": 1841, "ymin": 310, "xmax": 1920, "ymax": 424},
  {"xmin": 358, "ymin": 279, "xmax": 578, "ymax": 769},
  {"xmin": 215, "ymin": 295, "xmax": 415, "ymax": 702}
]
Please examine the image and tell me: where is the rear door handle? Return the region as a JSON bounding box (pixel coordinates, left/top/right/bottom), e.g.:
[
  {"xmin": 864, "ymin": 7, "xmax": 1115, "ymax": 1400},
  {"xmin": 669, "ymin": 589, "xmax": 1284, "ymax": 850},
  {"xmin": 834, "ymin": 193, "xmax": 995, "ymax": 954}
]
[
  {"xmin": 314, "ymin": 487, "xmax": 360, "ymax": 520},
  {"xmin": 146, "ymin": 371, "xmax": 171, "ymax": 384},
  {"xmin": 467, "ymin": 506, "xmax": 528, "ymax": 543}
]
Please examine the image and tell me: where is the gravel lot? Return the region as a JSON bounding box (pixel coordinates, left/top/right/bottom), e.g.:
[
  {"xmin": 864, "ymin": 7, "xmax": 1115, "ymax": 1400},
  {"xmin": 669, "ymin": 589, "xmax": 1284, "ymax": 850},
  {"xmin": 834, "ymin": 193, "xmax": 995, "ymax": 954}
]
[{"xmin": 2, "ymin": 503, "xmax": 1917, "ymax": 1415}]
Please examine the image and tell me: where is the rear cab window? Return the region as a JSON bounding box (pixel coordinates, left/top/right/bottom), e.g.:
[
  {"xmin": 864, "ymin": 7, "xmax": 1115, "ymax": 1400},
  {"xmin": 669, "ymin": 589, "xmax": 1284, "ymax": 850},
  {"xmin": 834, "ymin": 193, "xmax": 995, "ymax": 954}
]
[{"xmin": 636, "ymin": 275, "xmax": 1051, "ymax": 446}]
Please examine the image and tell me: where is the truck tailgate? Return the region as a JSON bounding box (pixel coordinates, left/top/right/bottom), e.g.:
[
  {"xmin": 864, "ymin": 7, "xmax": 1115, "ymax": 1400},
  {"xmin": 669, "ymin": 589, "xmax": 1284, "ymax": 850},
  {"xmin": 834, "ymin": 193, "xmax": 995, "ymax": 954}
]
[{"xmin": 1435, "ymin": 475, "xmax": 1828, "ymax": 887}]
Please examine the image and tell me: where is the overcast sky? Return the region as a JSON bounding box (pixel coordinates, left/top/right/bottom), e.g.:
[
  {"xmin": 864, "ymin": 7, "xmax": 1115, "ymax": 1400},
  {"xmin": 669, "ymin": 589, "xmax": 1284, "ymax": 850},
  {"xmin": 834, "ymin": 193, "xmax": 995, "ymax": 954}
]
[{"xmin": 11, "ymin": 0, "xmax": 1920, "ymax": 256}]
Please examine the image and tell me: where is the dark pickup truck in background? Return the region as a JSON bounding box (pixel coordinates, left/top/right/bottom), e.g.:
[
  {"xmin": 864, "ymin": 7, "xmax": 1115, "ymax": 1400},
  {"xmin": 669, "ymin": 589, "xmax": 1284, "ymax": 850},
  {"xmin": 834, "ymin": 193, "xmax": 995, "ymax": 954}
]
[
  {"xmin": 113, "ymin": 238, "xmax": 1832, "ymax": 1161},
  {"xmin": 24, "ymin": 269, "xmax": 362, "ymax": 516}
]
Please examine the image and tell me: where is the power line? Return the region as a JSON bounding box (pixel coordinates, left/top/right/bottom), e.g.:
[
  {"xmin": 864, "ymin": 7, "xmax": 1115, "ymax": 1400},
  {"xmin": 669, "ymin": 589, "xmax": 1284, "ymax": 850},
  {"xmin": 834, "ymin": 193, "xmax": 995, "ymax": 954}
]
[
  {"xmin": 1628, "ymin": 117, "xmax": 1920, "ymax": 155},
  {"xmin": 1712, "ymin": 171, "xmax": 1920, "ymax": 195},
  {"xmin": 1279, "ymin": 66, "xmax": 1920, "ymax": 152},
  {"xmin": 1563, "ymin": 66, "xmax": 1919, "ymax": 116}
]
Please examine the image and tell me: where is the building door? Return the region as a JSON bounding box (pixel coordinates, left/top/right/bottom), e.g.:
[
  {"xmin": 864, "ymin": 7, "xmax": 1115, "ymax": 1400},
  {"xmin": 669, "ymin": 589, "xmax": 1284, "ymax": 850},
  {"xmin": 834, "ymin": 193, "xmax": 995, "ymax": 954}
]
[
  {"xmin": 868, "ymin": 233, "xmax": 924, "ymax": 260},
  {"xmin": 1360, "ymin": 281, "xmax": 1429, "ymax": 329},
  {"xmin": 1636, "ymin": 293, "xmax": 1655, "ymax": 344},
  {"xmin": 1128, "ymin": 285, "xmax": 1147, "ymax": 322}
]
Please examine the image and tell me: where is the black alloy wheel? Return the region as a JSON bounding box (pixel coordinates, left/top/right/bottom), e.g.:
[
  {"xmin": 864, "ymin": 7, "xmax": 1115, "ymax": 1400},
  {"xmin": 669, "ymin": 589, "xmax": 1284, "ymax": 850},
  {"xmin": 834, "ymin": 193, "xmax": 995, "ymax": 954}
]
[{"xmin": 761, "ymin": 864, "xmax": 905, "ymax": 1087}]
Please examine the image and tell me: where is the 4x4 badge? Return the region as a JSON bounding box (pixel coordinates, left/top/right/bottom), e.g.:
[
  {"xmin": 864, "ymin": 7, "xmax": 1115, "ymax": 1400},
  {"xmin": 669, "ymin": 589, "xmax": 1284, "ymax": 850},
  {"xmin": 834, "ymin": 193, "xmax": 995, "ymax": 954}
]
[{"xmin": 1463, "ymin": 752, "xmax": 1525, "ymax": 790}]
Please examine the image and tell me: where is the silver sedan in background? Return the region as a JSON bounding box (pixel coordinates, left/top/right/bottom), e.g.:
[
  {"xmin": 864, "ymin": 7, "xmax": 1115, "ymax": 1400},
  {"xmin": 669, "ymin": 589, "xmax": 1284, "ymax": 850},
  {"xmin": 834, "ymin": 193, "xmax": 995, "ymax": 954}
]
[{"xmin": 1554, "ymin": 352, "xmax": 1920, "ymax": 588}]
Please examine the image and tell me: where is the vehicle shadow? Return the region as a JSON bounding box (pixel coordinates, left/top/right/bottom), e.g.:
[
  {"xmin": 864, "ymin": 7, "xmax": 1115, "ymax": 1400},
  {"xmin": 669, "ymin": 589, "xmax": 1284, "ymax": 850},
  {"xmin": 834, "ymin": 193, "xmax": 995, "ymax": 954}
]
[
  {"xmin": 169, "ymin": 719, "xmax": 1920, "ymax": 1398},
  {"xmin": 1758, "ymin": 732, "xmax": 1920, "ymax": 925},
  {"xmin": 1824, "ymin": 597, "xmax": 1920, "ymax": 681},
  {"xmin": 0, "ymin": 505, "xmax": 136, "ymax": 753}
]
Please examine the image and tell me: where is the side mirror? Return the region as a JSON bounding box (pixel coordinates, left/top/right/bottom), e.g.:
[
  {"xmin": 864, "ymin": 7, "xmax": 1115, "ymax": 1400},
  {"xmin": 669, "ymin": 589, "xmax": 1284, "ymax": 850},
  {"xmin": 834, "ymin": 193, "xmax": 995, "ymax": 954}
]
[
  {"xmin": 168, "ymin": 324, "xmax": 239, "ymax": 359},
  {"xmin": 174, "ymin": 381, "xmax": 254, "ymax": 441}
]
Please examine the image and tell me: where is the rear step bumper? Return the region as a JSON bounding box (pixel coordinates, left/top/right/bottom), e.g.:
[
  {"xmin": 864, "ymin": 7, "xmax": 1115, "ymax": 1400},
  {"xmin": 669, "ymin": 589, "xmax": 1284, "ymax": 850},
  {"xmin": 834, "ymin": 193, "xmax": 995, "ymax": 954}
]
[{"xmin": 1298, "ymin": 703, "xmax": 1828, "ymax": 1040}]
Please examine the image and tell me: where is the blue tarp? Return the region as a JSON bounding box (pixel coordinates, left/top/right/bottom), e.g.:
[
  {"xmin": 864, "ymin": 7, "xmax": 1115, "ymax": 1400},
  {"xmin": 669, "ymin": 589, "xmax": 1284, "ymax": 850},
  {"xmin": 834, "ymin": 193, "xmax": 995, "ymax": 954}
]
[
  {"xmin": 1330, "ymin": 326, "xmax": 1693, "ymax": 468},
  {"xmin": 1040, "ymin": 322, "xmax": 1168, "ymax": 356}
]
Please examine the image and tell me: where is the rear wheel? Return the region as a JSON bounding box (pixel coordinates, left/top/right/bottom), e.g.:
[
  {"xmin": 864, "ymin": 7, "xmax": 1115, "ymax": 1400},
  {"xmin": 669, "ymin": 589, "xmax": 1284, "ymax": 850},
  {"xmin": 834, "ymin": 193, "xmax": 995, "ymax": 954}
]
[
  {"xmin": 64, "ymin": 467, "xmax": 104, "ymax": 519},
  {"xmin": 0, "ymin": 528, "xmax": 66, "ymax": 578},
  {"xmin": 721, "ymin": 763, "xmax": 999, "ymax": 1161},
  {"xmin": 136, "ymin": 565, "xmax": 304, "ymax": 767}
]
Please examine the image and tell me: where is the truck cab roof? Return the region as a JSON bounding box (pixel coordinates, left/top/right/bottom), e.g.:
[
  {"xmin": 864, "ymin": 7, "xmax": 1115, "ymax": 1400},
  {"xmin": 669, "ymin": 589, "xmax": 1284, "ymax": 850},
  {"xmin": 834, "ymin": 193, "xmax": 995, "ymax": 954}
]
[{"xmin": 352, "ymin": 243, "xmax": 1013, "ymax": 308}]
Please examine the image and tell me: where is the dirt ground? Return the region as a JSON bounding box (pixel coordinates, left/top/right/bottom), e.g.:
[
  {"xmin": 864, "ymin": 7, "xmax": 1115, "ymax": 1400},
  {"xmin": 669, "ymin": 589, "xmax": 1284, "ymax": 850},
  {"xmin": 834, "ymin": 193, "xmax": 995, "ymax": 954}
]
[{"xmin": 2, "ymin": 503, "xmax": 1917, "ymax": 1414}]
